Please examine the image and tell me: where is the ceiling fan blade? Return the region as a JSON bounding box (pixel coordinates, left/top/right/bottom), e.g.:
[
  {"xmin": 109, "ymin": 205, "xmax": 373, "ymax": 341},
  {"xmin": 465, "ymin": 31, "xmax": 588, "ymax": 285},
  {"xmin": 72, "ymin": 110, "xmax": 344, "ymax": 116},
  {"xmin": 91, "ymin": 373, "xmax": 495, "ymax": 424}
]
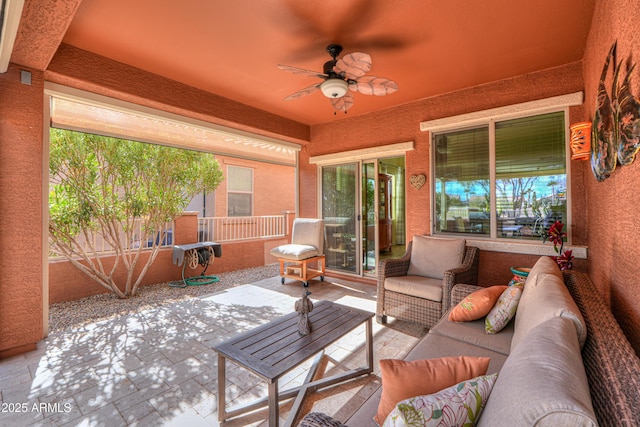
[
  {"xmin": 351, "ymin": 75, "xmax": 398, "ymax": 96},
  {"xmin": 284, "ymin": 83, "xmax": 322, "ymax": 100},
  {"xmin": 330, "ymin": 92, "xmax": 355, "ymax": 113},
  {"xmin": 334, "ymin": 52, "xmax": 372, "ymax": 80},
  {"xmin": 278, "ymin": 64, "xmax": 327, "ymax": 79}
]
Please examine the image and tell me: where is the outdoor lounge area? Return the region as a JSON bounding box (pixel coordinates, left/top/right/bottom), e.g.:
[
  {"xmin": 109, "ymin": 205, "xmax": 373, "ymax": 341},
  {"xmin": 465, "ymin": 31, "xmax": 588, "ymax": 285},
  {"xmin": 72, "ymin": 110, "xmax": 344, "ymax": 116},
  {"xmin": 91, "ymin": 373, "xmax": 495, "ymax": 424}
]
[
  {"xmin": 0, "ymin": 269, "xmax": 425, "ymax": 426},
  {"xmin": 3, "ymin": 1, "xmax": 640, "ymax": 426}
]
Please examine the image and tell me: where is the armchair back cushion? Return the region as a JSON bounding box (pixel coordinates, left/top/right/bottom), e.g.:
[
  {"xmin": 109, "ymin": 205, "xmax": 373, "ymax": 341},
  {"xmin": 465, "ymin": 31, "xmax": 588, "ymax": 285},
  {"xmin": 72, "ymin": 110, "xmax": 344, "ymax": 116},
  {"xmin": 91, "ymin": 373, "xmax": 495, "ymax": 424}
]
[{"xmin": 406, "ymin": 236, "xmax": 466, "ymax": 279}]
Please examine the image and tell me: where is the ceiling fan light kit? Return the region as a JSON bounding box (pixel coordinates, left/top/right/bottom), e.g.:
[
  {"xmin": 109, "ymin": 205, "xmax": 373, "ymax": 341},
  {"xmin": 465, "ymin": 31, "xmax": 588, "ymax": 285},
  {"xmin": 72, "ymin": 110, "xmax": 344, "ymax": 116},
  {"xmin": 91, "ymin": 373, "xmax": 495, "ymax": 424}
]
[
  {"xmin": 279, "ymin": 44, "xmax": 398, "ymax": 113},
  {"xmin": 320, "ymin": 78, "xmax": 348, "ymax": 98}
]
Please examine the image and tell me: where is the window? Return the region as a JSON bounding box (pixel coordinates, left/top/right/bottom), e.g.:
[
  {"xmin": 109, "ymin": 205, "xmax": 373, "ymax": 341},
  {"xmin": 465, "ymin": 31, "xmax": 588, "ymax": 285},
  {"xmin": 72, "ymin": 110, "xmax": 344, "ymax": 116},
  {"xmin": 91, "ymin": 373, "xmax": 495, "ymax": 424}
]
[
  {"xmin": 227, "ymin": 166, "xmax": 253, "ymax": 216},
  {"xmin": 433, "ymin": 111, "xmax": 567, "ymax": 241}
]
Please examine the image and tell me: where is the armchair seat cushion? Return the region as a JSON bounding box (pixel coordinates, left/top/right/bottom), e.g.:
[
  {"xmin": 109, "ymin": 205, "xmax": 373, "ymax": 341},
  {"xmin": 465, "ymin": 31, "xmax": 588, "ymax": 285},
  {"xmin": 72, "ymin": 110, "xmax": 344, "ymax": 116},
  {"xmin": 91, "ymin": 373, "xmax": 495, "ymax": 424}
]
[
  {"xmin": 384, "ymin": 276, "xmax": 444, "ymax": 302},
  {"xmin": 270, "ymin": 244, "xmax": 319, "ymax": 261}
]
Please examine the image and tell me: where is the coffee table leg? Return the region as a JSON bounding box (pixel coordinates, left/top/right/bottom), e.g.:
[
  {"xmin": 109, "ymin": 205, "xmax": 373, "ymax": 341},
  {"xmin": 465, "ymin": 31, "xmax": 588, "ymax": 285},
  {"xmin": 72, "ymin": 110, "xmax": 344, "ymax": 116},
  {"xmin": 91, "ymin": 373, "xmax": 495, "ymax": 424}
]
[
  {"xmin": 268, "ymin": 381, "xmax": 279, "ymax": 426},
  {"xmin": 218, "ymin": 354, "xmax": 227, "ymax": 424},
  {"xmin": 366, "ymin": 318, "xmax": 373, "ymax": 372}
]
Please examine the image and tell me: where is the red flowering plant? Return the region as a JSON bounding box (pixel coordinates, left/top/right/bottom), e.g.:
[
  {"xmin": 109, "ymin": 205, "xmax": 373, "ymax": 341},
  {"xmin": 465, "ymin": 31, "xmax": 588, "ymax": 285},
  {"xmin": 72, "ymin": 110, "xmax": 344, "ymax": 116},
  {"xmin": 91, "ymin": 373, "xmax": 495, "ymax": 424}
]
[{"xmin": 543, "ymin": 220, "xmax": 574, "ymax": 270}]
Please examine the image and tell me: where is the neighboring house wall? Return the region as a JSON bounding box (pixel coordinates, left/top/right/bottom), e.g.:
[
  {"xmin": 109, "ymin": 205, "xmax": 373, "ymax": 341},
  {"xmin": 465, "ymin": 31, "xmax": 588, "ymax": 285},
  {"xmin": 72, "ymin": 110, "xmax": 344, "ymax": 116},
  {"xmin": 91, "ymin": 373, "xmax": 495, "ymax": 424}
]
[
  {"xmin": 183, "ymin": 155, "xmax": 295, "ymax": 220},
  {"xmin": 211, "ymin": 156, "xmax": 295, "ymax": 218}
]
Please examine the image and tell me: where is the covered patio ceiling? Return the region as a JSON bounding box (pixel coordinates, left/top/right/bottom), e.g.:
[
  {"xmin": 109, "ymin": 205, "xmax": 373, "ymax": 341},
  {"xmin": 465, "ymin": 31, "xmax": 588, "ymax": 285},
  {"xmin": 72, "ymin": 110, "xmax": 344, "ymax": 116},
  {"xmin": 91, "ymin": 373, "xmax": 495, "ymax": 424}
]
[{"xmin": 8, "ymin": 0, "xmax": 596, "ymax": 127}]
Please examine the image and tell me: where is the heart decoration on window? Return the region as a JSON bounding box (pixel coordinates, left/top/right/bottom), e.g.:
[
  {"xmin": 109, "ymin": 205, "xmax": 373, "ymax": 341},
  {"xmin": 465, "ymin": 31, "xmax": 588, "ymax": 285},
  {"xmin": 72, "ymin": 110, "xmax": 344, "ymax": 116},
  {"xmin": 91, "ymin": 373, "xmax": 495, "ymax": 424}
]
[{"xmin": 410, "ymin": 174, "xmax": 426, "ymax": 190}]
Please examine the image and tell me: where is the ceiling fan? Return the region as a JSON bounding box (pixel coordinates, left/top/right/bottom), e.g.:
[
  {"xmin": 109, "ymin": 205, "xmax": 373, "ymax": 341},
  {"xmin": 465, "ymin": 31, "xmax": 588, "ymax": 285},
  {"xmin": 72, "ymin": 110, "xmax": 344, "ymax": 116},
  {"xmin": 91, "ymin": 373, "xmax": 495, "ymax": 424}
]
[{"xmin": 278, "ymin": 44, "xmax": 398, "ymax": 113}]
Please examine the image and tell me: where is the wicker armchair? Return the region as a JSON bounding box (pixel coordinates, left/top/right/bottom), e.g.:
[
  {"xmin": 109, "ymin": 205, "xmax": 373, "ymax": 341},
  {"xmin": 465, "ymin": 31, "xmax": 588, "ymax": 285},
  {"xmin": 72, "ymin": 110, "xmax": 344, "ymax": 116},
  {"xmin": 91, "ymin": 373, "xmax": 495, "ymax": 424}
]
[{"xmin": 376, "ymin": 239, "xmax": 479, "ymax": 328}]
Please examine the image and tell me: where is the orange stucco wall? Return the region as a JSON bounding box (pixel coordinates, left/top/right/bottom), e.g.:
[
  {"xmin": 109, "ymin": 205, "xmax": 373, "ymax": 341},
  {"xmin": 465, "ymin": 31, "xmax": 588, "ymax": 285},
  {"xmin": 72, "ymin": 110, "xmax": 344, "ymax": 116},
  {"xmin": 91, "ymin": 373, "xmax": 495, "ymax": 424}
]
[
  {"xmin": 0, "ymin": 65, "xmax": 44, "ymax": 358},
  {"xmin": 4, "ymin": 0, "xmax": 640, "ymax": 358},
  {"xmin": 305, "ymin": 63, "xmax": 587, "ymax": 277},
  {"xmin": 581, "ymin": 0, "xmax": 640, "ymax": 353}
]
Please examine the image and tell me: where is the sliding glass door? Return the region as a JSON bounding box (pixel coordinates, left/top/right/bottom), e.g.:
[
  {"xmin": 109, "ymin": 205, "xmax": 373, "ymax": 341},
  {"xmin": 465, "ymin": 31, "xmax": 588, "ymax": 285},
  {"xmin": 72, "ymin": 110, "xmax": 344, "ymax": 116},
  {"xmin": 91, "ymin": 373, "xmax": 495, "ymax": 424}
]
[
  {"xmin": 322, "ymin": 164, "xmax": 358, "ymax": 273},
  {"xmin": 321, "ymin": 156, "xmax": 406, "ymax": 278}
]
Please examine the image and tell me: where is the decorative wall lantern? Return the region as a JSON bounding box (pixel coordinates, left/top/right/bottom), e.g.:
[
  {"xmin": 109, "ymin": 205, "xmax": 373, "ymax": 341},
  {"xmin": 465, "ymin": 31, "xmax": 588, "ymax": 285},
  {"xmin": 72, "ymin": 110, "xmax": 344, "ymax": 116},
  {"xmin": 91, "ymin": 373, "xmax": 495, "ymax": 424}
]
[{"xmin": 570, "ymin": 121, "xmax": 592, "ymax": 160}]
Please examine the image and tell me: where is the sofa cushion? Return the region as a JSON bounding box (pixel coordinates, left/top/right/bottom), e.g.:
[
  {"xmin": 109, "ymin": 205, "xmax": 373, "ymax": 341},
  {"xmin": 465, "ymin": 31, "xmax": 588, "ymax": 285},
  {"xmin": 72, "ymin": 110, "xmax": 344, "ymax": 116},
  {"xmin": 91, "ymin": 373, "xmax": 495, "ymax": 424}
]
[
  {"xmin": 345, "ymin": 334, "xmax": 509, "ymax": 427},
  {"xmin": 407, "ymin": 236, "xmax": 465, "ymax": 279},
  {"xmin": 270, "ymin": 243, "xmax": 318, "ymax": 260},
  {"xmin": 375, "ymin": 356, "xmax": 490, "ymax": 424},
  {"xmin": 485, "ymin": 284, "xmax": 523, "ymax": 334},
  {"xmin": 449, "ymin": 285, "xmax": 508, "ymax": 322},
  {"xmin": 382, "ymin": 374, "xmax": 497, "ymax": 427},
  {"xmin": 477, "ymin": 316, "xmax": 597, "ymax": 427},
  {"xmin": 525, "ymin": 254, "xmax": 563, "ymax": 283},
  {"xmin": 512, "ymin": 256, "xmax": 587, "ymax": 350},
  {"xmin": 384, "ymin": 276, "xmax": 443, "ymax": 301},
  {"xmin": 406, "ymin": 333, "xmax": 508, "ymax": 373},
  {"xmin": 430, "ymin": 313, "xmax": 513, "ymax": 355}
]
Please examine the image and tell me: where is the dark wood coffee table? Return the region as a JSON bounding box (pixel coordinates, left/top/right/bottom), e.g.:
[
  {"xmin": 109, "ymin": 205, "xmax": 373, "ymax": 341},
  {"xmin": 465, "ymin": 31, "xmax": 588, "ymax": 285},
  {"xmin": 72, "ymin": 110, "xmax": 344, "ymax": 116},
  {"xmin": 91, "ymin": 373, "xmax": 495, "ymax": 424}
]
[{"xmin": 213, "ymin": 300, "xmax": 374, "ymax": 426}]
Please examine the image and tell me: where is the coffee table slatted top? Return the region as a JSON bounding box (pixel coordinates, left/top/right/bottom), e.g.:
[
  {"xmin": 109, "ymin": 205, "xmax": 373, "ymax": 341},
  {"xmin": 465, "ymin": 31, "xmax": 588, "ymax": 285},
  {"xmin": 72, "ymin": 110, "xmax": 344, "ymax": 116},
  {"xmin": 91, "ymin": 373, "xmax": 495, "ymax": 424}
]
[{"xmin": 213, "ymin": 300, "xmax": 373, "ymax": 382}]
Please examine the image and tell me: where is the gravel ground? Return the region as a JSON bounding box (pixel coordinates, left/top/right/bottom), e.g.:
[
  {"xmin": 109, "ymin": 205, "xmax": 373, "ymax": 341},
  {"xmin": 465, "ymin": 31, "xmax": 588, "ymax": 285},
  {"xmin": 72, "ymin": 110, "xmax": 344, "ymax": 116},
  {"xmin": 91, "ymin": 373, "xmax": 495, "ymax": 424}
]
[{"xmin": 48, "ymin": 263, "xmax": 280, "ymax": 334}]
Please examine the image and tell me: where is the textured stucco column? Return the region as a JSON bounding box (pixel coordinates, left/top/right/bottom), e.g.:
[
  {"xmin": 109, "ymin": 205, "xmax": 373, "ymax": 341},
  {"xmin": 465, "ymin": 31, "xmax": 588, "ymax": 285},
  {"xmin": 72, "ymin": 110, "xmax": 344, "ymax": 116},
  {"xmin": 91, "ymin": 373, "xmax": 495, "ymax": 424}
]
[
  {"xmin": 0, "ymin": 64, "xmax": 45, "ymax": 358},
  {"xmin": 173, "ymin": 211, "xmax": 199, "ymax": 245}
]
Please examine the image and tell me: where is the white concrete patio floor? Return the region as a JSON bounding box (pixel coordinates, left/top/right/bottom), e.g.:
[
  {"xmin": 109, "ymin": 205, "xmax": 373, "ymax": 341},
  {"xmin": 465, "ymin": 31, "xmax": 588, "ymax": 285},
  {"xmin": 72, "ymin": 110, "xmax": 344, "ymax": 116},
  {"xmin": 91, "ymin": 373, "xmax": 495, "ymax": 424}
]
[{"xmin": 0, "ymin": 274, "xmax": 426, "ymax": 426}]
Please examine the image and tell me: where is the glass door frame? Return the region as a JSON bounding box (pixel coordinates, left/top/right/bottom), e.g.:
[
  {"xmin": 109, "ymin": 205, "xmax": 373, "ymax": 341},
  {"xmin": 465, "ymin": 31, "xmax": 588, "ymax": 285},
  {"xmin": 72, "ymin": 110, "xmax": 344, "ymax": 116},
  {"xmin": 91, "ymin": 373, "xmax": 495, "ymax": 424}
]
[
  {"xmin": 320, "ymin": 161, "xmax": 362, "ymax": 276},
  {"xmin": 361, "ymin": 160, "xmax": 379, "ymax": 278},
  {"xmin": 318, "ymin": 157, "xmax": 403, "ymax": 279},
  {"xmin": 310, "ymin": 142, "xmax": 412, "ymax": 279}
]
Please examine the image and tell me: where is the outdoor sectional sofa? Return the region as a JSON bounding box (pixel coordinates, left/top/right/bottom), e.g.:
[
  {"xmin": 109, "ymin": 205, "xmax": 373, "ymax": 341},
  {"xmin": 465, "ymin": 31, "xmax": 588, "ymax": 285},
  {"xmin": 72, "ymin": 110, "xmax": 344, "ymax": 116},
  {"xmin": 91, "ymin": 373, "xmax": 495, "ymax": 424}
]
[{"xmin": 300, "ymin": 256, "xmax": 640, "ymax": 427}]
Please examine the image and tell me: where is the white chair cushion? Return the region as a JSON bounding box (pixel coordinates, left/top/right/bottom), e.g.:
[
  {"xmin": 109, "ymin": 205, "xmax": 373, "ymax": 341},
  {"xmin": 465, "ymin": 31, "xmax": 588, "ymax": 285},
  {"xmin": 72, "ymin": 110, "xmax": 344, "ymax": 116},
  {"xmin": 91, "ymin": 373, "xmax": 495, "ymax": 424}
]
[
  {"xmin": 407, "ymin": 235, "xmax": 466, "ymax": 279},
  {"xmin": 291, "ymin": 218, "xmax": 325, "ymax": 255},
  {"xmin": 384, "ymin": 276, "xmax": 444, "ymax": 302},
  {"xmin": 270, "ymin": 244, "xmax": 318, "ymax": 260}
]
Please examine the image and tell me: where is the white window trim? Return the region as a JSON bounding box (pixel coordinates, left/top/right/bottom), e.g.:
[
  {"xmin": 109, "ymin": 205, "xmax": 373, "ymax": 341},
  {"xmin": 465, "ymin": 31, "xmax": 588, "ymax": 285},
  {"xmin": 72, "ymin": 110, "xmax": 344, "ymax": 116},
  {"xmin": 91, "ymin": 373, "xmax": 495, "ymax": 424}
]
[
  {"xmin": 0, "ymin": 0, "xmax": 25, "ymax": 73},
  {"xmin": 420, "ymin": 92, "xmax": 583, "ymax": 132},
  {"xmin": 309, "ymin": 141, "xmax": 414, "ymax": 165},
  {"xmin": 422, "ymin": 92, "xmax": 587, "ymax": 259}
]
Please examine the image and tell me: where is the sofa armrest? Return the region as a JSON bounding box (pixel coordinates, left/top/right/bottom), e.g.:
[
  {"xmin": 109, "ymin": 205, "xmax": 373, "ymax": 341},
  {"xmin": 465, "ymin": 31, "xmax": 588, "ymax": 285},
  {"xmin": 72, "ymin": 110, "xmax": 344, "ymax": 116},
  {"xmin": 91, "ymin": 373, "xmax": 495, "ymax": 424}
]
[
  {"xmin": 563, "ymin": 271, "xmax": 640, "ymax": 426},
  {"xmin": 299, "ymin": 412, "xmax": 348, "ymax": 427},
  {"xmin": 376, "ymin": 242, "xmax": 412, "ymax": 320},
  {"xmin": 450, "ymin": 283, "xmax": 485, "ymax": 308},
  {"xmin": 441, "ymin": 246, "xmax": 479, "ymax": 312}
]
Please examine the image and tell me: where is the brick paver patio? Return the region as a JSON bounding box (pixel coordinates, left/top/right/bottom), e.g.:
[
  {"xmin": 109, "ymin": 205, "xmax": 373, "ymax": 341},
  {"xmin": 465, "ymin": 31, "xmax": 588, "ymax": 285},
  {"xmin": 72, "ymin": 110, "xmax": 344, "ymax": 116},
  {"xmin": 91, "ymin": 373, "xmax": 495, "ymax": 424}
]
[{"xmin": 0, "ymin": 274, "xmax": 425, "ymax": 426}]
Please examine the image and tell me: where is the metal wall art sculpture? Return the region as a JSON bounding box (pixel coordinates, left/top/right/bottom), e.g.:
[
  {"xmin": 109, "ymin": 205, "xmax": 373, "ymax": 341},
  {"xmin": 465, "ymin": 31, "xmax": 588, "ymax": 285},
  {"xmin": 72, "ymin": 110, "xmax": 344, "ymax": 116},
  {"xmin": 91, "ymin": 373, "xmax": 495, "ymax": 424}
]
[
  {"xmin": 591, "ymin": 41, "xmax": 640, "ymax": 181},
  {"xmin": 591, "ymin": 43, "xmax": 618, "ymax": 181},
  {"xmin": 615, "ymin": 60, "xmax": 640, "ymax": 165}
]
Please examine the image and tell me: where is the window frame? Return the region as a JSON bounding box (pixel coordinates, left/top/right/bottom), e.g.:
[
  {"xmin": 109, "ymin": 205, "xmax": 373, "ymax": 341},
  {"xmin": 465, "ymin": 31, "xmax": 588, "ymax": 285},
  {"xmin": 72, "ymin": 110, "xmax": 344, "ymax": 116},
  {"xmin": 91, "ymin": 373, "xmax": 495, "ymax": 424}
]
[
  {"xmin": 226, "ymin": 165, "xmax": 254, "ymax": 217},
  {"xmin": 427, "ymin": 106, "xmax": 573, "ymax": 247}
]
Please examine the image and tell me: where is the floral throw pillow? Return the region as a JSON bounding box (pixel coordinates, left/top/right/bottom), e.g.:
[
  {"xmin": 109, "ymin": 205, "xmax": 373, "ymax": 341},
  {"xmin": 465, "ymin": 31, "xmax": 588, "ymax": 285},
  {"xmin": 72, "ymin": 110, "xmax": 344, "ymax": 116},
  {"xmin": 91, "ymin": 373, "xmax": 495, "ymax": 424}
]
[
  {"xmin": 485, "ymin": 284, "xmax": 523, "ymax": 334},
  {"xmin": 382, "ymin": 373, "xmax": 498, "ymax": 427},
  {"xmin": 448, "ymin": 286, "xmax": 508, "ymax": 322}
]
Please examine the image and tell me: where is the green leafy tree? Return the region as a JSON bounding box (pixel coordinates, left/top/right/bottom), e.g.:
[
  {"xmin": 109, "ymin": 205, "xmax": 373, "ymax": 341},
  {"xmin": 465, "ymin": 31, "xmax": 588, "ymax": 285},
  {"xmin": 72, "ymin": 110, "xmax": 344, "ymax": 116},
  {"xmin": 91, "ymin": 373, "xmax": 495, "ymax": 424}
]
[{"xmin": 49, "ymin": 129, "xmax": 223, "ymax": 298}]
